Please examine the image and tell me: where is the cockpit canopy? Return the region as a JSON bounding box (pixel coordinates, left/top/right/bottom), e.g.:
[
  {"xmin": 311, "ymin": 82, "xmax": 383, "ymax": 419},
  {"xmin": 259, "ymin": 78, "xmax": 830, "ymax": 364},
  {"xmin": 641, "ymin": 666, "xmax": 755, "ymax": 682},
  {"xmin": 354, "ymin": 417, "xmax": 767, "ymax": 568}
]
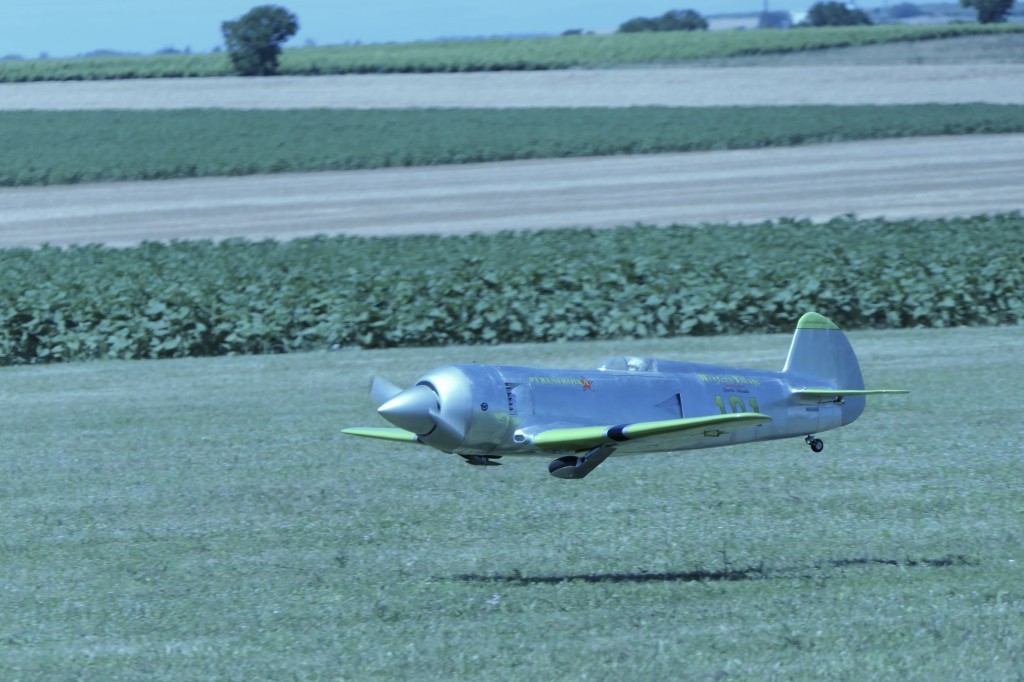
[{"xmin": 598, "ymin": 356, "xmax": 659, "ymax": 373}]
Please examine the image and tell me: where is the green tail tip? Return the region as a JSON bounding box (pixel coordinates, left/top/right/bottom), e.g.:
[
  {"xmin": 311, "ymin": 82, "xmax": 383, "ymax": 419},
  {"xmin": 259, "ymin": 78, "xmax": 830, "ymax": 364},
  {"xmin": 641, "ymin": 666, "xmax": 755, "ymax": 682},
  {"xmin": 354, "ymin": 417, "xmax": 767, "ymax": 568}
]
[{"xmin": 796, "ymin": 312, "xmax": 841, "ymax": 331}]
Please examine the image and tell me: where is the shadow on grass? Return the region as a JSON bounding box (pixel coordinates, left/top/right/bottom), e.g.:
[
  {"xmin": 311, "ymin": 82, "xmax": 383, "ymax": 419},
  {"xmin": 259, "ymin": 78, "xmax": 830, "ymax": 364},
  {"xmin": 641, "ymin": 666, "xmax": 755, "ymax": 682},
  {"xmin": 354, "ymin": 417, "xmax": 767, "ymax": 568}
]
[{"xmin": 452, "ymin": 554, "xmax": 977, "ymax": 586}]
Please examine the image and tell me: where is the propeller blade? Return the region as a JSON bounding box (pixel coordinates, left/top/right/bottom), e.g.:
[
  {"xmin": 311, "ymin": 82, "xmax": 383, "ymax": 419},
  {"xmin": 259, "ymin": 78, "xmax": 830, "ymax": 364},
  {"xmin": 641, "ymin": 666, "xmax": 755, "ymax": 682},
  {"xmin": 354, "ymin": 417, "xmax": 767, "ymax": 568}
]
[
  {"xmin": 427, "ymin": 410, "xmax": 465, "ymax": 451},
  {"xmin": 369, "ymin": 376, "xmax": 404, "ymax": 406}
]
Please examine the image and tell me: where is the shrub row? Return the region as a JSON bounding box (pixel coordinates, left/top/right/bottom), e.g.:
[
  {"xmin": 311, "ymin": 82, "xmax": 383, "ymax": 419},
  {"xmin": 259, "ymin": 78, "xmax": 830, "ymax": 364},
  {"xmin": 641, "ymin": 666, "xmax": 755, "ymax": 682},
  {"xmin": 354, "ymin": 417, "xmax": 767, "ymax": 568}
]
[
  {"xmin": 4, "ymin": 105, "xmax": 1024, "ymax": 187},
  {"xmin": 1, "ymin": 214, "xmax": 1020, "ymax": 364},
  {"xmin": 2, "ymin": 24, "xmax": 1023, "ymax": 82}
]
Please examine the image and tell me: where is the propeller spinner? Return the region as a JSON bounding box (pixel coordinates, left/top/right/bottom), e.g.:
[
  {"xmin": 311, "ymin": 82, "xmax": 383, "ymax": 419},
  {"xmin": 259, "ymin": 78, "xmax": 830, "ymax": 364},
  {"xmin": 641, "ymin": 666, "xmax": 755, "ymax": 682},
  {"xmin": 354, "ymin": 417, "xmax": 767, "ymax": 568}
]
[
  {"xmin": 371, "ymin": 368, "xmax": 476, "ymax": 452},
  {"xmin": 378, "ymin": 385, "xmax": 440, "ymax": 436}
]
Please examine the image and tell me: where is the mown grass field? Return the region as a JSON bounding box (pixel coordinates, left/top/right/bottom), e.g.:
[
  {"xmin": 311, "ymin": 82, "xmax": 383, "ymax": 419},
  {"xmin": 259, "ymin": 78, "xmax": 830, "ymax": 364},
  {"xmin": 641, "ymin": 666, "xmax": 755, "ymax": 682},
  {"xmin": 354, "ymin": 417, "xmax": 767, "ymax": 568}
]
[
  {"xmin": 4, "ymin": 105, "xmax": 1024, "ymax": 186},
  {"xmin": 1, "ymin": 325, "xmax": 1021, "ymax": 679},
  {"xmin": 3, "ymin": 23, "xmax": 1024, "ymax": 82}
]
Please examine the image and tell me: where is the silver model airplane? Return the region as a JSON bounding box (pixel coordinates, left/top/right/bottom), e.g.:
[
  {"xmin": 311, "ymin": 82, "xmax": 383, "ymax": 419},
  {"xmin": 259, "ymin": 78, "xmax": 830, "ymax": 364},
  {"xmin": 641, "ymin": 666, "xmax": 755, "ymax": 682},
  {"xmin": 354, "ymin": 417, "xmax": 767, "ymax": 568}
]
[{"xmin": 343, "ymin": 312, "xmax": 907, "ymax": 479}]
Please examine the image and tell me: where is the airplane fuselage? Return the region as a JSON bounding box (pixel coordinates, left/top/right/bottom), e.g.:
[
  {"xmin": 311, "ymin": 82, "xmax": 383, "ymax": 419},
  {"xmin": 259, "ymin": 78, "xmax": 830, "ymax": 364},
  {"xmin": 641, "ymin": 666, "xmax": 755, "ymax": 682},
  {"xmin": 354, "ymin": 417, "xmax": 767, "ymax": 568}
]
[
  {"xmin": 411, "ymin": 358, "xmax": 864, "ymax": 457},
  {"xmin": 345, "ymin": 313, "xmax": 906, "ymax": 479}
]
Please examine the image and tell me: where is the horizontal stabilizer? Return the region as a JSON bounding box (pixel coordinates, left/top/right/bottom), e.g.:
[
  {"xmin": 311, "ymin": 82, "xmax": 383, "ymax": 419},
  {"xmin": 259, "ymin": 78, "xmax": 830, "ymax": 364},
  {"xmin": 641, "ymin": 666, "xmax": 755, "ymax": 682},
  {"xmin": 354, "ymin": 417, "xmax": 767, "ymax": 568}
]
[
  {"xmin": 531, "ymin": 412, "xmax": 771, "ymax": 452},
  {"xmin": 794, "ymin": 388, "xmax": 909, "ymax": 402},
  {"xmin": 342, "ymin": 427, "xmax": 422, "ymax": 444}
]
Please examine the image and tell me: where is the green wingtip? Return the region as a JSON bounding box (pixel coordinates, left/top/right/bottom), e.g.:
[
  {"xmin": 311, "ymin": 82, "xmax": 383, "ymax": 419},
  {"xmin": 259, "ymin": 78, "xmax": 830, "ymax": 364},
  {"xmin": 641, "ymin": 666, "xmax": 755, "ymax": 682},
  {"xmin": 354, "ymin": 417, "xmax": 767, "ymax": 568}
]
[
  {"xmin": 796, "ymin": 312, "xmax": 840, "ymax": 331},
  {"xmin": 342, "ymin": 427, "xmax": 421, "ymax": 444}
]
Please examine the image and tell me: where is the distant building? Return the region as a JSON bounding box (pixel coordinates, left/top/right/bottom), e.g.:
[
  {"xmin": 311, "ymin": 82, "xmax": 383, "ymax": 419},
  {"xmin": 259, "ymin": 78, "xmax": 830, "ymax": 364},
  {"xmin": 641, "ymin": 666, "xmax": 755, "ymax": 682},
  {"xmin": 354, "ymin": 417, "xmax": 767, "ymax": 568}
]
[
  {"xmin": 707, "ymin": 12, "xmax": 793, "ymax": 31},
  {"xmin": 707, "ymin": 16, "xmax": 763, "ymax": 31}
]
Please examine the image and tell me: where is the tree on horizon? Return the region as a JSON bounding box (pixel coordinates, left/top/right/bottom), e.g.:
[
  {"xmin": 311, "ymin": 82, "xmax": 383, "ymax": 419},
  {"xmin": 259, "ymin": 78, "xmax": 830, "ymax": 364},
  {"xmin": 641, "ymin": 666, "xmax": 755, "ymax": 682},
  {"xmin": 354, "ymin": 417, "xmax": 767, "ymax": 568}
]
[
  {"xmin": 960, "ymin": 0, "xmax": 1016, "ymax": 23},
  {"xmin": 619, "ymin": 9, "xmax": 708, "ymax": 33},
  {"xmin": 221, "ymin": 5, "xmax": 298, "ymax": 76}
]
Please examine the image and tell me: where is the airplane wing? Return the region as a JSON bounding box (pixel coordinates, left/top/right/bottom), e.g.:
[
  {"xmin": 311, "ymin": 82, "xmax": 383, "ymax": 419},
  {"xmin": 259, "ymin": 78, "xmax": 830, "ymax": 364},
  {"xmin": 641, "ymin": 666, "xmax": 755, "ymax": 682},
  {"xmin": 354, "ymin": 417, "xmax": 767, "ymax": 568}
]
[
  {"xmin": 345, "ymin": 413, "xmax": 773, "ymax": 454},
  {"xmin": 794, "ymin": 388, "xmax": 909, "ymax": 402},
  {"xmin": 341, "ymin": 427, "xmax": 423, "ymax": 444},
  {"xmin": 530, "ymin": 412, "xmax": 772, "ymax": 454}
]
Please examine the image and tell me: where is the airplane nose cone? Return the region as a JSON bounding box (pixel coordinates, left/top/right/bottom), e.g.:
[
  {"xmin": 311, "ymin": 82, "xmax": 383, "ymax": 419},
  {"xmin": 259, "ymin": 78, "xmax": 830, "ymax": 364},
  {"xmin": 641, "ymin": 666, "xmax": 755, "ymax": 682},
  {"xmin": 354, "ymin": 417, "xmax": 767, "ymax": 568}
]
[{"xmin": 378, "ymin": 385, "xmax": 438, "ymax": 435}]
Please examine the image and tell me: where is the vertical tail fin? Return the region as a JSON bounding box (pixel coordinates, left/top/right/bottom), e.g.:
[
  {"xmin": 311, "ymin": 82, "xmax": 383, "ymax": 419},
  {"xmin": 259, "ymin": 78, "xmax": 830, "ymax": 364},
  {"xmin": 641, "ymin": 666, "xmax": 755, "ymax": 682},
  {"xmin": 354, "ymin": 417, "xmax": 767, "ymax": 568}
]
[
  {"xmin": 784, "ymin": 313, "xmax": 907, "ymax": 428},
  {"xmin": 782, "ymin": 312, "xmax": 865, "ymax": 390}
]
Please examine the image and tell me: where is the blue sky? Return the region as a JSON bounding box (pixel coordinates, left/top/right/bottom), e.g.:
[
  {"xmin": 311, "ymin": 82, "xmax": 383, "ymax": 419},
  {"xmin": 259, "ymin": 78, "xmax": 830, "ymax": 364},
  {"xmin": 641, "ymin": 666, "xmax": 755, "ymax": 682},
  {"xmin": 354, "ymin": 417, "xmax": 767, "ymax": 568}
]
[{"xmin": 3, "ymin": 1, "xmax": 840, "ymax": 59}]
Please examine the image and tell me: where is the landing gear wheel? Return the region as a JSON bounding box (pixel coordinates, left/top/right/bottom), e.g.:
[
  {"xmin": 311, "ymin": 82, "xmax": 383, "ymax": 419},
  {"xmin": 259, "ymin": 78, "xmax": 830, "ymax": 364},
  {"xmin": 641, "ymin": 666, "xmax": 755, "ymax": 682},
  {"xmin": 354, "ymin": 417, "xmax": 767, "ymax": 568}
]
[
  {"xmin": 548, "ymin": 455, "xmax": 581, "ymax": 476},
  {"xmin": 805, "ymin": 435, "xmax": 824, "ymax": 453}
]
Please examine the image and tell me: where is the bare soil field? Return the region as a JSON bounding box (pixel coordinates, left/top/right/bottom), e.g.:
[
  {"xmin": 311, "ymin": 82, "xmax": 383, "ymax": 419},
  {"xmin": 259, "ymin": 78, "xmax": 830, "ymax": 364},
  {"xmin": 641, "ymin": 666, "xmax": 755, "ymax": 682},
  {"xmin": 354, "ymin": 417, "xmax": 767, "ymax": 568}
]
[
  {"xmin": 3, "ymin": 52, "xmax": 1023, "ymax": 246},
  {"xmin": 2, "ymin": 63, "xmax": 1024, "ymax": 110},
  {"xmin": 3, "ymin": 135, "xmax": 1021, "ymax": 248}
]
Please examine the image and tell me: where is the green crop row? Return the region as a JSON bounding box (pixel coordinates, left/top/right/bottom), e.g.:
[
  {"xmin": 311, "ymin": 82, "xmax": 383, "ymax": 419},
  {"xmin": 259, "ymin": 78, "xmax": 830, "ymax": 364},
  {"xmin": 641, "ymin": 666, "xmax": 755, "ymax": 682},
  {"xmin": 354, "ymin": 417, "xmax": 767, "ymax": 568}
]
[
  {"xmin": 4, "ymin": 105, "xmax": 1024, "ymax": 187},
  {"xmin": 1, "ymin": 214, "xmax": 1020, "ymax": 365},
  {"xmin": 3, "ymin": 24, "xmax": 1022, "ymax": 82}
]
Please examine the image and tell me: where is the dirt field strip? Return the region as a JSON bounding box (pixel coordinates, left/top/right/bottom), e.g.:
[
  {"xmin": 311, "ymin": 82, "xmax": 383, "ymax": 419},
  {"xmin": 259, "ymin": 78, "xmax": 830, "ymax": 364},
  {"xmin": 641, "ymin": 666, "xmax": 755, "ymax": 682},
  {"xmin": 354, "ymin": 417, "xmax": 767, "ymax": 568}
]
[
  {"xmin": 2, "ymin": 135, "xmax": 1021, "ymax": 248},
  {"xmin": 3, "ymin": 64, "xmax": 1024, "ymax": 110},
  {"xmin": 4, "ymin": 63, "xmax": 1022, "ymax": 247}
]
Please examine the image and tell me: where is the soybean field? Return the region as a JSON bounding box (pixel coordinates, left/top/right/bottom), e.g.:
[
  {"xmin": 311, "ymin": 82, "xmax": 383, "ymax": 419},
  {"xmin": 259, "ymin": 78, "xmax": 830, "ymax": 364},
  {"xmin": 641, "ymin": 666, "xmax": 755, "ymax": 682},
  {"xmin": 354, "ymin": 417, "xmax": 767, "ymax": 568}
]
[
  {"xmin": 1, "ymin": 214, "xmax": 1020, "ymax": 364},
  {"xmin": 4, "ymin": 105, "xmax": 1024, "ymax": 187}
]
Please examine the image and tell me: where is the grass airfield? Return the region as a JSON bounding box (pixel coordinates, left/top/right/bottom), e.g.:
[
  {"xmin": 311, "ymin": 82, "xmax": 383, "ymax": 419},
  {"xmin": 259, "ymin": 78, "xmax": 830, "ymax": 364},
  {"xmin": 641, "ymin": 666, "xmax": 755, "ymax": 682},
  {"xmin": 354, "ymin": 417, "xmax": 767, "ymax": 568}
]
[{"xmin": 2, "ymin": 324, "xmax": 1022, "ymax": 679}]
